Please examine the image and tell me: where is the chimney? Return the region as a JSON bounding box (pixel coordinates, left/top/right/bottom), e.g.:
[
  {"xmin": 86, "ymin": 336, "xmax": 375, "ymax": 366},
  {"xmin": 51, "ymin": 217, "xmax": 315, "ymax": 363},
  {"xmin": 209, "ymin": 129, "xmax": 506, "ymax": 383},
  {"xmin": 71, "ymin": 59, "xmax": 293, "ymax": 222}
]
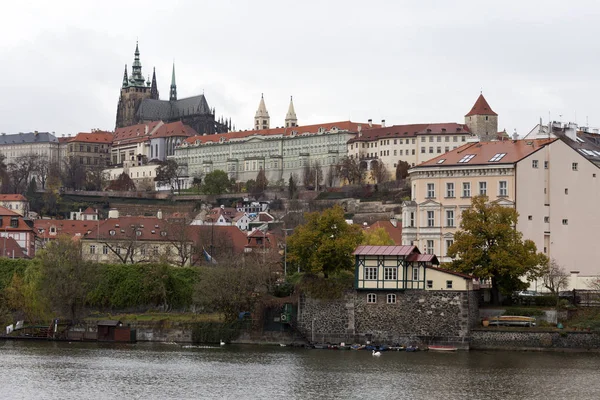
[
  {"xmin": 390, "ymin": 217, "xmax": 397, "ymax": 227},
  {"xmin": 157, "ymin": 209, "xmax": 163, "ymax": 219},
  {"xmin": 512, "ymin": 129, "xmax": 518, "ymax": 141},
  {"xmin": 381, "ymin": 119, "xmax": 386, "ymax": 128},
  {"xmin": 108, "ymin": 209, "xmax": 119, "ymax": 219},
  {"xmin": 368, "ymin": 119, "xmax": 373, "ymax": 127}
]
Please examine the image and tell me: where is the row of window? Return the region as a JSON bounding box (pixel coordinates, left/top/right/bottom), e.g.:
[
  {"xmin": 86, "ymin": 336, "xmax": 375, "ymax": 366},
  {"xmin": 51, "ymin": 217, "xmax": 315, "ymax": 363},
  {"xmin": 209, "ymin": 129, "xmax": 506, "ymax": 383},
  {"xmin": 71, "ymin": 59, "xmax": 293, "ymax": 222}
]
[
  {"xmin": 365, "ymin": 282, "xmax": 455, "ymax": 303},
  {"xmin": 426, "ymin": 181, "xmax": 508, "ymax": 199},
  {"xmin": 90, "ymin": 245, "xmax": 160, "ymax": 255},
  {"xmin": 70, "ymin": 145, "xmax": 107, "ymax": 153},
  {"xmin": 423, "ymin": 239, "xmax": 454, "ymax": 257},
  {"xmin": 531, "ymin": 159, "xmax": 580, "ymax": 171},
  {"xmin": 425, "ymin": 210, "xmax": 457, "ymax": 228},
  {"xmin": 421, "ymin": 146, "xmax": 460, "ymax": 154},
  {"xmin": 421, "ymin": 136, "xmax": 466, "ymax": 143}
]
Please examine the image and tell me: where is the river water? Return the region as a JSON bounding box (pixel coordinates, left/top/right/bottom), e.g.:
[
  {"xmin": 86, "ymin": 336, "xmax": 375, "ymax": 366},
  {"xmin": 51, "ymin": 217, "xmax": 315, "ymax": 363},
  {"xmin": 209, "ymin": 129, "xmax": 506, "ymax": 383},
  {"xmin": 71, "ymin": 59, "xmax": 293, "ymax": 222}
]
[{"xmin": 1, "ymin": 341, "xmax": 599, "ymax": 400}]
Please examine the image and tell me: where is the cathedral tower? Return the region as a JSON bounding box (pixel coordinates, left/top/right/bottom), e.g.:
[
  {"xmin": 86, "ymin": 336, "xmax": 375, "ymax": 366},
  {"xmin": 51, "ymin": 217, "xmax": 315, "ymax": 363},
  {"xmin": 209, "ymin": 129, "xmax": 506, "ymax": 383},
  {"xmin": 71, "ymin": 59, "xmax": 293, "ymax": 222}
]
[
  {"xmin": 254, "ymin": 94, "xmax": 270, "ymax": 130},
  {"xmin": 465, "ymin": 93, "xmax": 498, "ymax": 140},
  {"xmin": 115, "ymin": 42, "xmax": 154, "ymax": 129},
  {"xmin": 285, "ymin": 96, "xmax": 298, "ymax": 127},
  {"xmin": 169, "ymin": 63, "xmax": 177, "ymax": 101}
]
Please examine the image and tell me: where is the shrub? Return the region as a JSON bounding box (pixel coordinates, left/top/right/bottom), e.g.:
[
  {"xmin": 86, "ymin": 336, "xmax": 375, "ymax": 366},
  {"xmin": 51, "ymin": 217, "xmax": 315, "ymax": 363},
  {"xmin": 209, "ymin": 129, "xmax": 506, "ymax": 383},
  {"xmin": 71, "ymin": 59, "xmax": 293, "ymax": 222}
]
[{"xmin": 503, "ymin": 308, "xmax": 545, "ymax": 317}]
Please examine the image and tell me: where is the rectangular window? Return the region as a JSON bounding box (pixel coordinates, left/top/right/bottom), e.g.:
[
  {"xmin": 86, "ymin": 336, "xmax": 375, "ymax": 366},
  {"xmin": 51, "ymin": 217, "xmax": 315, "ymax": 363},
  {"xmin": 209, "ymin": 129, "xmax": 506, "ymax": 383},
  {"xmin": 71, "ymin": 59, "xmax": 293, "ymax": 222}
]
[
  {"xmin": 462, "ymin": 182, "xmax": 471, "ymax": 197},
  {"xmin": 427, "ymin": 211, "xmax": 435, "ymax": 227},
  {"xmin": 365, "ymin": 267, "xmax": 377, "ymax": 280},
  {"xmin": 429, "ymin": 147, "xmax": 434, "ymax": 154},
  {"xmin": 437, "ymin": 147, "xmax": 441, "ymax": 153},
  {"xmin": 409, "ymin": 212, "xmax": 415, "ymax": 227},
  {"xmin": 446, "ymin": 210, "xmax": 454, "ymax": 227},
  {"xmin": 544, "ymin": 216, "xmax": 550, "ymax": 223},
  {"xmin": 562, "ymin": 219, "xmax": 568, "ymax": 225},
  {"xmin": 421, "ymin": 137, "xmax": 426, "ymax": 142},
  {"xmin": 446, "ymin": 280, "xmax": 453, "ymax": 289},
  {"xmin": 446, "ymin": 182, "xmax": 455, "ymax": 197},
  {"xmin": 426, "ymin": 240, "xmax": 434, "ymax": 255},
  {"xmin": 572, "ymin": 162, "xmax": 578, "ymax": 171},
  {"xmin": 153, "ymin": 246, "xmax": 159, "ymax": 255},
  {"xmin": 421, "ymin": 147, "xmax": 425, "ymax": 154},
  {"xmin": 446, "ymin": 239, "xmax": 454, "ymax": 256},
  {"xmin": 412, "ymin": 267, "xmax": 419, "ymax": 281},
  {"xmin": 499, "ymin": 181, "xmax": 508, "ymax": 196},
  {"xmin": 479, "ymin": 181, "xmax": 487, "ymax": 196},
  {"xmin": 384, "ymin": 267, "xmax": 397, "ymax": 280},
  {"xmin": 412, "ymin": 149, "xmax": 415, "ymax": 155},
  {"xmin": 532, "ymin": 160, "xmax": 538, "ymax": 168},
  {"xmin": 89, "ymin": 245, "xmax": 96, "ymax": 254},
  {"xmin": 102, "ymin": 245, "xmax": 108, "ymax": 255},
  {"xmin": 429, "ymin": 137, "xmax": 434, "ymax": 142},
  {"xmin": 544, "ymin": 161, "xmax": 549, "ymax": 169},
  {"xmin": 445, "ymin": 136, "xmax": 449, "ymax": 142},
  {"xmin": 394, "ymin": 150, "xmax": 397, "ymax": 156},
  {"xmin": 367, "ymin": 293, "xmax": 377, "ymax": 303},
  {"xmin": 427, "ymin": 183, "xmax": 435, "ymax": 198},
  {"xmin": 387, "ymin": 294, "xmax": 396, "ymax": 304},
  {"xmin": 426, "ymin": 280, "xmax": 433, "ymax": 289}
]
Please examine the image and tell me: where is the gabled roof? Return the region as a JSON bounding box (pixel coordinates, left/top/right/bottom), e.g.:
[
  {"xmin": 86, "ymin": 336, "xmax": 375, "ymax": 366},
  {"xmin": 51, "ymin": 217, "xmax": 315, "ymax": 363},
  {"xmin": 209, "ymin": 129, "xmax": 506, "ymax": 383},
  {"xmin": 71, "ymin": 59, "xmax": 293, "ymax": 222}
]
[
  {"xmin": 364, "ymin": 220, "xmax": 402, "ymax": 245},
  {"xmin": 86, "ymin": 216, "xmax": 175, "ymax": 241},
  {"xmin": 0, "ymin": 237, "xmax": 28, "ymax": 258},
  {"xmin": 82, "ymin": 207, "xmax": 97, "ymax": 215},
  {"xmin": 353, "ymin": 245, "xmax": 417, "ymax": 256},
  {"xmin": 182, "ymin": 121, "xmax": 380, "ymax": 147},
  {"xmin": 0, "ymin": 194, "xmax": 27, "ymax": 202},
  {"xmin": 185, "ymin": 225, "xmax": 248, "ymax": 254},
  {"xmin": 348, "ymin": 123, "xmax": 471, "ymax": 143},
  {"xmin": 0, "ymin": 208, "xmax": 33, "ymax": 231},
  {"xmin": 69, "ymin": 131, "xmax": 114, "ymax": 144},
  {"xmin": 465, "ymin": 94, "xmax": 497, "ymax": 117},
  {"xmin": 151, "ymin": 121, "xmax": 198, "ymax": 139},
  {"xmin": 34, "ymin": 220, "xmax": 96, "ymax": 239},
  {"xmin": 416, "ymin": 138, "xmax": 557, "ymax": 168},
  {"xmin": 113, "ymin": 121, "xmax": 162, "ymax": 145},
  {"xmin": 406, "ymin": 253, "xmax": 439, "ymax": 264},
  {"xmin": 428, "ymin": 266, "xmax": 474, "ymax": 280},
  {"xmin": 137, "ymin": 95, "xmax": 212, "ymax": 122}
]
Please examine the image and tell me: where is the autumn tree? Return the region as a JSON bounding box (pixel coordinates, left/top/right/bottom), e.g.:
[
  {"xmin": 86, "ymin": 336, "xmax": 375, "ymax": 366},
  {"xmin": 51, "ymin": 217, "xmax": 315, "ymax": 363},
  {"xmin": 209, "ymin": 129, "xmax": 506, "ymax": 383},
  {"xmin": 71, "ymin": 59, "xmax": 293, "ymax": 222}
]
[
  {"xmin": 362, "ymin": 227, "xmax": 395, "ymax": 245},
  {"xmin": 202, "ymin": 170, "xmax": 231, "ymax": 195},
  {"xmin": 37, "ymin": 237, "xmax": 98, "ymax": 321},
  {"xmin": 106, "ymin": 172, "xmax": 136, "ymax": 191},
  {"xmin": 336, "ymin": 156, "xmax": 363, "ymax": 185},
  {"xmin": 447, "ymin": 195, "xmax": 548, "ymax": 305},
  {"xmin": 287, "ymin": 205, "xmax": 364, "ymax": 277},
  {"xmin": 155, "ymin": 160, "xmax": 188, "ymax": 192},
  {"xmin": 370, "ymin": 161, "xmax": 389, "ymax": 184},
  {"xmin": 395, "ymin": 160, "xmax": 410, "ymax": 181}
]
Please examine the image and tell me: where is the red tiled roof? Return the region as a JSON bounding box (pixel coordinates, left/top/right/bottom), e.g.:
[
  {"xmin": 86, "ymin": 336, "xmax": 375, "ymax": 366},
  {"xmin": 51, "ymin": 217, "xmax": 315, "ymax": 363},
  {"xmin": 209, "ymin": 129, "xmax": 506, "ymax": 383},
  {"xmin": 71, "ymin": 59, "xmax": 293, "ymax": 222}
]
[
  {"xmin": 186, "ymin": 225, "xmax": 248, "ymax": 254},
  {"xmin": 152, "ymin": 121, "xmax": 198, "ymax": 138},
  {"xmin": 86, "ymin": 216, "xmax": 175, "ymax": 241},
  {"xmin": 365, "ymin": 220, "xmax": 402, "ymax": 245},
  {"xmin": 0, "ymin": 206, "xmax": 22, "ymax": 217},
  {"xmin": 69, "ymin": 131, "xmax": 113, "ymax": 144},
  {"xmin": 348, "ymin": 123, "xmax": 471, "ymax": 143},
  {"xmin": 429, "ymin": 266, "xmax": 474, "ymax": 280},
  {"xmin": 0, "ymin": 194, "xmax": 27, "ymax": 202},
  {"xmin": 353, "ymin": 245, "xmax": 416, "ymax": 256},
  {"xmin": 34, "ymin": 220, "xmax": 96, "ymax": 240},
  {"xmin": 182, "ymin": 121, "xmax": 380, "ymax": 147},
  {"xmin": 417, "ymin": 138, "xmax": 557, "ymax": 168},
  {"xmin": 465, "ymin": 94, "xmax": 497, "ymax": 117},
  {"xmin": 0, "ymin": 237, "xmax": 28, "ymax": 259},
  {"xmin": 82, "ymin": 207, "xmax": 96, "ymax": 215},
  {"xmin": 113, "ymin": 121, "xmax": 162, "ymax": 145},
  {"xmin": 406, "ymin": 253, "xmax": 439, "ymax": 264}
]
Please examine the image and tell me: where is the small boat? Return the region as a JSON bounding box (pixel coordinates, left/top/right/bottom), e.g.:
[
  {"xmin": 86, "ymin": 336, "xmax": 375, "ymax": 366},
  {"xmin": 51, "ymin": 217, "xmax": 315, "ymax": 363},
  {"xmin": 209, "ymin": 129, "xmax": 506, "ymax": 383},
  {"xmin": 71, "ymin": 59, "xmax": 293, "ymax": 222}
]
[
  {"xmin": 428, "ymin": 345, "xmax": 458, "ymax": 352},
  {"xmin": 488, "ymin": 315, "xmax": 536, "ymax": 327},
  {"xmin": 405, "ymin": 346, "xmax": 419, "ymax": 352}
]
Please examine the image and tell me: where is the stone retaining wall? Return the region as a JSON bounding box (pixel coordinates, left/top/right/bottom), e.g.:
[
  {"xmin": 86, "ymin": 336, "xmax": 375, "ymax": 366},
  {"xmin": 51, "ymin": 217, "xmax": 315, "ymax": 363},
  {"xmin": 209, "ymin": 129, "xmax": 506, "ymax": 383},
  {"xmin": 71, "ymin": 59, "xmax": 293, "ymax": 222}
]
[
  {"xmin": 297, "ymin": 290, "xmax": 478, "ymax": 345},
  {"xmin": 471, "ymin": 330, "xmax": 600, "ymax": 350}
]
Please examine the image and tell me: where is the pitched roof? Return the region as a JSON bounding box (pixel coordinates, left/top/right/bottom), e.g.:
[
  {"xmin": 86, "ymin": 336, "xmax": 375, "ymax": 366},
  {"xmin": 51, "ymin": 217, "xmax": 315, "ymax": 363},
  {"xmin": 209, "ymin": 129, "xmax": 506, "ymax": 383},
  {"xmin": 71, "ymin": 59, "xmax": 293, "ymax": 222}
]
[
  {"xmin": 82, "ymin": 207, "xmax": 97, "ymax": 215},
  {"xmin": 0, "ymin": 206, "xmax": 21, "ymax": 217},
  {"xmin": 69, "ymin": 131, "xmax": 113, "ymax": 144},
  {"xmin": 151, "ymin": 121, "xmax": 198, "ymax": 138},
  {"xmin": 0, "ymin": 132, "xmax": 58, "ymax": 145},
  {"xmin": 113, "ymin": 121, "xmax": 162, "ymax": 145},
  {"xmin": 0, "ymin": 194, "xmax": 27, "ymax": 202},
  {"xmin": 348, "ymin": 123, "xmax": 471, "ymax": 143},
  {"xmin": 34, "ymin": 220, "xmax": 96, "ymax": 239},
  {"xmin": 416, "ymin": 138, "xmax": 557, "ymax": 168},
  {"xmin": 406, "ymin": 253, "xmax": 439, "ymax": 264},
  {"xmin": 428, "ymin": 266, "xmax": 474, "ymax": 279},
  {"xmin": 185, "ymin": 225, "xmax": 248, "ymax": 254},
  {"xmin": 465, "ymin": 94, "xmax": 497, "ymax": 117},
  {"xmin": 0, "ymin": 237, "xmax": 28, "ymax": 258},
  {"xmin": 0, "ymin": 208, "xmax": 33, "ymax": 231},
  {"xmin": 86, "ymin": 216, "xmax": 175, "ymax": 241},
  {"xmin": 365, "ymin": 220, "xmax": 402, "ymax": 245},
  {"xmin": 182, "ymin": 121, "xmax": 380, "ymax": 147},
  {"xmin": 353, "ymin": 245, "xmax": 417, "ymax": 256},
  {"xmin": 137, "ymin": 95, "xmax": 212, "ymax": 122}
]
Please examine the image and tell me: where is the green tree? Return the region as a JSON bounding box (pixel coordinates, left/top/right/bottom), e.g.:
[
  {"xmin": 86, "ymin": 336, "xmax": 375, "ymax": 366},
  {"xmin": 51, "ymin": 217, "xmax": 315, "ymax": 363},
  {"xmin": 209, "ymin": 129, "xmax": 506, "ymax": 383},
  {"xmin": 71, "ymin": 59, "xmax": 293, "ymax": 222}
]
[
  {"xmin": 37, "ymin": 237, "xmax": 98, "ymax": 321},
  {"xmin": 362, "ymin": 227, "xmax": 395, "ymax": 245},
  {"xmin": 155, "ymin": 160, "xmax": 187, "ymax": 192},
  {"xmin": 202, "ymin": 170, "xmax": 231, "ymax": 194},
  {"xmin": 447, "ymin": 196, "xmax": 548, "ymax": 305},
  {"xmin": 287, "ymin": 205, "xmax": 364, "ymax": 278}
]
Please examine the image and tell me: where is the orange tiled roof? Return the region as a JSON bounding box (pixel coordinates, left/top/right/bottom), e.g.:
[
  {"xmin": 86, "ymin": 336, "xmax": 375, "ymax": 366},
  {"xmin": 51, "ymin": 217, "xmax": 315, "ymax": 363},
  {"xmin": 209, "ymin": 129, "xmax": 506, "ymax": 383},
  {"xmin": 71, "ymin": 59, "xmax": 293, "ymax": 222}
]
[
  {"xmin": 0, "ymin": 206, "xmax": 21, "ymax": 217},
  {"xmin": 365, "ymin": 220, "xmax": 402, "ymax": 245},
  {"xmin": 0, "ymin": 237, "xmax": 28, "ymax": 259},
  {"xmin": 465, "ymin": 94, "xmax": 497, "ymax": 117},
  {"xmin": 348, "ymin": 123, "xmax": 471, "ymax": 143},
  {"xmin": 34, "ymin": 219, "xmax": 96, "ymax": 240},
  {"xmin": 113, "ymin": 121, "xmax": 162, "ymax": 145},
  {"xmin": 152, "ymin": 121, "xmax": 198, "ymax": 138},
  {"xmin": 182, "ymin": 121, "xmax": 380, "ymax": 146},
  {"xmin": 69, "ymin": 131, "xmax": 114, "ymax": 144},
  {"xmin": 0, "ymin": 194, "xmax": 27, "ymax": 202},
  {"xmin": 417, "ymin": 138, "xmax": 557, "ymax": 167}
]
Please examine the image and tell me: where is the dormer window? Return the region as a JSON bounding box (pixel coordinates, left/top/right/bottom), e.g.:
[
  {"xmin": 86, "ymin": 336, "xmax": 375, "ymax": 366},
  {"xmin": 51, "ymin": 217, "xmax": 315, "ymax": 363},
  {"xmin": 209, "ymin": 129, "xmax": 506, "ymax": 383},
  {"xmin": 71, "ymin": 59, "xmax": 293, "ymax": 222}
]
[{"xmin": 109, "ymin": 230, "xmax": 116, "ymax": 236}]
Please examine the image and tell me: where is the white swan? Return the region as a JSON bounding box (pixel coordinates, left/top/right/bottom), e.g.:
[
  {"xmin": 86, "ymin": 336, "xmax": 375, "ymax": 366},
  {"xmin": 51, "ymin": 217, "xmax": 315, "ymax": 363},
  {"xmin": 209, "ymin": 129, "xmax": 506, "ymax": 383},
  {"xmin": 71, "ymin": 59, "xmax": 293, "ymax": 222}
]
[
  {"xmin": 220, "ymin": 340, "xmax": 226, "ymax": 346},
  {"xmin": 372, "ymin": 350, "xmax": 381, "ymax": 357}
]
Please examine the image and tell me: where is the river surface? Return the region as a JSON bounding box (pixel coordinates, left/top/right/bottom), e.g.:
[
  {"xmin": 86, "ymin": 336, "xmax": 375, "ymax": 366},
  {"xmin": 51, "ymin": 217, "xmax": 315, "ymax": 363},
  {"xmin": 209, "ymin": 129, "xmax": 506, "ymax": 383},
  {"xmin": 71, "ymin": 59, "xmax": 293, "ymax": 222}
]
[{"xmin": 1, "ymin": 341, "xmax": 599, "ymax": 399}]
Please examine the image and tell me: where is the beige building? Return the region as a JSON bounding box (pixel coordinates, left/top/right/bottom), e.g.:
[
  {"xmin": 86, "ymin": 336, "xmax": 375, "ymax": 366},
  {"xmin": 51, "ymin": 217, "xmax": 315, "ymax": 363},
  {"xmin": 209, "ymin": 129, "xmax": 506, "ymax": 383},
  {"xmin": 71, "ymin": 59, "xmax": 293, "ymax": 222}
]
[
  {"xmin": 66, "ymin": 131, "xmax": 113, "ymax": 167},
  {"xmin": 403, "ymin": 135, "xmax": 600, "ymax": 287},
  {"xmin": 0, "ymin": 131, "xmax": 60, "ymax": 165},
  {"xmin": 0, "ymin": 194, "xmax": 29, "ymax": 216},
  {"xmin": 353, "ymin": 245, "xmax": 473, "ymax": 294}
]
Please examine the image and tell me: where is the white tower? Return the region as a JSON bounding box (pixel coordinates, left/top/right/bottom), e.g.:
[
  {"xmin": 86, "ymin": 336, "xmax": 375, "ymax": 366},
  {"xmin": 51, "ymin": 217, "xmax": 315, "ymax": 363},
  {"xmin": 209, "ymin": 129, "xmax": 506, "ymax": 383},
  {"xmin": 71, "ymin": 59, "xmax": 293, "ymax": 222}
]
[
  {"xmin": 285, "ymin": 96, "xmax": 298, "ymax": 128},
  {"xmin": 254, "ymin": 94, "xmax": 270, "ymax": 130}
]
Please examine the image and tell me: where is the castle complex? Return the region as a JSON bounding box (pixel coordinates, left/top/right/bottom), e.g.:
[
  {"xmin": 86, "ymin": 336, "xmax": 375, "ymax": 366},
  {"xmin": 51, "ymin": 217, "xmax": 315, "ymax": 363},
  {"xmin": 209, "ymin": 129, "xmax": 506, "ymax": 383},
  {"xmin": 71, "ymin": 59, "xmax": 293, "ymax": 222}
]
[{"xmin": 115, "ymin": 42, "xmax": 230, "ymax": 135}]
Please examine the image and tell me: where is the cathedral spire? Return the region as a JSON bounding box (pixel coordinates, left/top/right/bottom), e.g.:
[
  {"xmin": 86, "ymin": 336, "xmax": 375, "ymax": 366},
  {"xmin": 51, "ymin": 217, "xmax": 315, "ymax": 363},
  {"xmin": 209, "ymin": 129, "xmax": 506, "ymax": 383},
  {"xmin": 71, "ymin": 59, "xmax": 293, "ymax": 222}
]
[
  {"xmin": 285, "ymin": 96, "xmax": 298, "ymax": 127},
  {"xmin": 122, "ymin": 64, "xmax": 128, "ymax": 87},
  {"xmin": 150, "ymin": 67, "xmax": 159, "ymax": 100},
  {"xmin": 169, "ymin": 63, "xmax": 177, "ymax": 101},
  {"xmin": 254, "ymin": 94, "xmax": 270, "ymax": 130},
  {"xmin": 131, "ymin": 41, "xmax": 145, "ymax": 86}
]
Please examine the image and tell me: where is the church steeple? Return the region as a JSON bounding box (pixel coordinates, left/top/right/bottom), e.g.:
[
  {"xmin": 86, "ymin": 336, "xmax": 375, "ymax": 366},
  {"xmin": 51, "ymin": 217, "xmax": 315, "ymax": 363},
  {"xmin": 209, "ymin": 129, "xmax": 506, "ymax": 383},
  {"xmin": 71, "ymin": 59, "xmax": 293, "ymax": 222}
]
[
  {"xmin": 130, "ymin": 41, "xmax": 146, "ymax": 87},
  {"xmin": 122, "ymin": 64, "xmax": 128, "ymax": 87},
  {"xmin": 254, "ymin": 94, "xmax": 270, "ymax": 130},
  {"xmin": 169, "ymin": 63, "xmax": 177, "ymax": 101},
  {"xmin": 150, "ymin": 67, "xmax": 159, "ymax": 99},
  {"xmin": 285, "ymin": 96, "xmax": 298, "ymax": 127}
]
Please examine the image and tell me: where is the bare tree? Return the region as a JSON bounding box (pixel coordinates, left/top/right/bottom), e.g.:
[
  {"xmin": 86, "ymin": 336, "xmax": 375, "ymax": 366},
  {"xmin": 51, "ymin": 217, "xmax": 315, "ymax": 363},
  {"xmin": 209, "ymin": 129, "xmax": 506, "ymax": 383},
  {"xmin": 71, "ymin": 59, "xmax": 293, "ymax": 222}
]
[
  {"xmin": 35, "ymin": 156, "xmax": 51, "ymax": 190},
  {"xmin": 335, "ymin": 156, "xmax": 363, "ymax": 185},
  {"xmin": 370, "ymin": 161, "xmax": 389, "ymax": 184},
  {"xmin": 155, "ymin": 160, "xmax": 188, "ymax": 192},
  {"xmin": 62, "ymin": 156, "xmax": 87, "ymax": 190},
  {"xmin": 98, "ymin": 224, "xmax": 154, "ymax": 264},
  {"xmin": 325, "ymin": 165, "xmax": 336, "ymax": 187},
  {"xmin": 7, "ymin": 154, "xmax": 39, "ymax": 193},
  {"xmin": 542, "ymin": 259, "xmax": 570, "ymax": 295},
  {"xmin": 85, "ymin": 164, "xmax": 108, "ymax": 191}
]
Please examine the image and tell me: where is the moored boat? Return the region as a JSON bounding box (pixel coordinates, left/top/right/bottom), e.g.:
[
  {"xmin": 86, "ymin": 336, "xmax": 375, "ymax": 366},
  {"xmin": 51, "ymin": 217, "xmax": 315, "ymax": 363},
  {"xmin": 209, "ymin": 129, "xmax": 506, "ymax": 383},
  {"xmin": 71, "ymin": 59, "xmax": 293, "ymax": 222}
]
[
  {"xmin": 428, "ymin": 345, "xmax": 458, "ymax": 352},
  {"xmin": 488, "ymin": 315, "xmax": 536, "ymax": 327}
]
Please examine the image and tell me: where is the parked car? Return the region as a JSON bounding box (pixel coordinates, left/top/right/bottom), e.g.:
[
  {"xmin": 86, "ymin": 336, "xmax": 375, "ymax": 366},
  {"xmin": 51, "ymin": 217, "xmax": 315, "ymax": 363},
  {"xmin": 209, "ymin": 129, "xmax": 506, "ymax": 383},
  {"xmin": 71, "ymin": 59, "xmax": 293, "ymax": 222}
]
[{"xmin": 516, "ymin": 290, "xmax": 539, "ymax": 297}]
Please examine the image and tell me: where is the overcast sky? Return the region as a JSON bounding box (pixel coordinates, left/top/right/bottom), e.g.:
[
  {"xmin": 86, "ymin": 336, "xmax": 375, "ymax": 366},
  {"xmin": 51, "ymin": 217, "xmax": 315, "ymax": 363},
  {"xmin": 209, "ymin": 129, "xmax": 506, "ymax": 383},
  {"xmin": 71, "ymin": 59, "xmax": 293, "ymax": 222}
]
[{"xmin": 0, "ymin": 0, "xmax": 598, "ymax": 137}]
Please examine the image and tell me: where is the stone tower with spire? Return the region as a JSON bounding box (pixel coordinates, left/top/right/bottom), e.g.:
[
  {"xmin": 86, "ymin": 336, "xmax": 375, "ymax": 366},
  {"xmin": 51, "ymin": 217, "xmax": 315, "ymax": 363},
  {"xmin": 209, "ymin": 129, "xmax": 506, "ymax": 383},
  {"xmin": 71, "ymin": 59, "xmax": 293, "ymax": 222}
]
[
  {"xmin": 254, "ymin": 94, "xmax": 270, "ymax": 130},
  {"xmin": 465, "ymin": 93, "xmax": 498, "ymax": 140},
  {"xmin": 115, "ymin": 42, "xmax": 158, "ymax": 128},
  {"xmin": 285, "ymin": 96, "xmax": 298, "ymax": 128},
  {"xmin": 169, "ymin": 63, "xmax": 177, "ymax": 101}
]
